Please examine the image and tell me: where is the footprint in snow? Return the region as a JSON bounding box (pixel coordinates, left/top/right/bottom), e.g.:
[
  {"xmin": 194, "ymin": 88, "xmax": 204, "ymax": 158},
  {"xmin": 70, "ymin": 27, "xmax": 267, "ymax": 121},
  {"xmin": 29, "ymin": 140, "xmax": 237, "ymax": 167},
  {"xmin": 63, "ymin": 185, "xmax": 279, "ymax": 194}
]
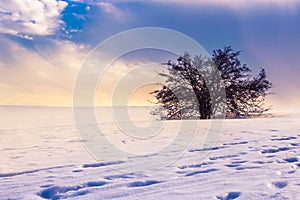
[
  {"xmin": 290, "ymin": 143, "xmax": 299, "ymax": 146},
  {"xmin": 209, "ymin": 153, "xmax": 242, "ymax": 161},
  {"xmin": 128, "ymin": 180, "xmax": 161, "ymax": 187},
  {"xmin": 283, "ymin": 157, "xmax": 298, "ymax": 163},
  {"xmin": 231, "ymin": 160, "xmax": 247, "ymax": 164},
  {"xmin": 39, "ymin": 185, "xmax": 86, "ymax": 199},
  {"xmin": 272, "ymin": 181, "xmax": 288, "ymax": 189},
  {"xmin": 104, "ymin": 173, "xmax": 135, "ymax": 180},
  {"xmin": 72, "ymin": 169, "xmax": 83, "ymax": 173},
  {"xmin": 185, "ymin": 168, "xmax": 218, "ymax": 176},
  {"xmin": 261, "ymin": 147, "xmax": 292, "ymax": 154},
  {"xmin": 177, "ymin": 162, "xmax": 213, "ymax": 170},
  {"xmin": 188, "ymin": 146, "xmax": 226, "ymax": 152},
  {"xmin": 222, "ymin": 141, "xmax": 248, "ymax": 146},
  {"xmin": 82, "ymin": 160, "xmax": 125, "ymax": 168},
  {"xmin": 235, "ymin": 166, "xmax": 261, "ymax": 171},
  {"xmin": 38, "ymin": 181, "xmax": 108, "ymax": 199},
  {"xmin": 271, "ymin": 136, "xmax": 297, "ymax": 141},
  {"xmin": 225, "ymin": 163, "xmax": 241, "ymax": 168},
  {"xmin": 216, "ymin": 191, "xmax": 241, "ymax": 200}
]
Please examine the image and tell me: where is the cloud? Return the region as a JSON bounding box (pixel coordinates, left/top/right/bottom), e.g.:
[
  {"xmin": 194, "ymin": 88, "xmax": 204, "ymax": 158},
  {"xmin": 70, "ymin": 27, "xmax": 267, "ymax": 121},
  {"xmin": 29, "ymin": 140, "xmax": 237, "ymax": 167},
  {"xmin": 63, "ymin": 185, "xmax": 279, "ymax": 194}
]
[
  {"xmin": 95, "ymin": 59, "xmax": 164, "ymax": 106},
  {"xmin": 97, "ymin": 2, "xmax": 128, "ymax": 22},
  {"xmin": 0, "ymin": 36, "xmax": 88, "ymax": 106},
  {"xmin": 93, "ymin": 0, "xmax": 300, "ymax": 10},
  {"xmin": 151, "ymin": 0, "xmax": 300, "ymax": 10},
  {"xmin": 0, "ymin": 34, "xmax": 160, "ymax": 106},
  {"xmin": 70, "ymin": 1, "xmax": 130, "ymax": 22},
  {"xmin": 0, "ymin": 0, "xmax": 68, "ymax": 38}
]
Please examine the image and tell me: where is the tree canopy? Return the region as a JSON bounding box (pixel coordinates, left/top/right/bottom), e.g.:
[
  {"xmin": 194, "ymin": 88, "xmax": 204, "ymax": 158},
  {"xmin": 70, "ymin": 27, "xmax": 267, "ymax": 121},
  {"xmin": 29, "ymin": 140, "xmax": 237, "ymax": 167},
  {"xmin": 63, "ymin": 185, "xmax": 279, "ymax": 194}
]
[{"xmin": 151, "ymin": 46, "xmax": 272, "ymax": 120}]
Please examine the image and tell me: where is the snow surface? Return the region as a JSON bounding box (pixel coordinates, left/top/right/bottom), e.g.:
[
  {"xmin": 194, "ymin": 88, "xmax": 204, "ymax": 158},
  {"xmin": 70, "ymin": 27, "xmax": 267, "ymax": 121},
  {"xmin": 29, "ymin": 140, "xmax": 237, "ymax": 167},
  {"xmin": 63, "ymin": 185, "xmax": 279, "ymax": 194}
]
[{"xmin": 0, "ymin": 106, "xmax": 300, "ymax": 199}]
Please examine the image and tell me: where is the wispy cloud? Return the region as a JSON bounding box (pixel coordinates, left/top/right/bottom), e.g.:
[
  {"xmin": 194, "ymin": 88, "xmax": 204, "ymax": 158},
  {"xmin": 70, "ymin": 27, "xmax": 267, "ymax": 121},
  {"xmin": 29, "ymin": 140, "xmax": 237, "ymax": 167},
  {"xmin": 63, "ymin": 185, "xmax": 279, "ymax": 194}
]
[
  {"xmin": 0, "ymin": 0, "xmax": 68, "ymax": 38},
  {"xmin": 95, "ymin": 0, "xmax": 300, "ymax": 10},
  {"xmin": 96, "ymin": 2, "xmax": 129, "ymax": 22},
  {"xmin": 0, "ymin": 37, "xmax": 88, "ymax": 106},
  {"xmin": 151, "ymin": 0, "xmax": 300, "ymax": 9},
  {"xmin": 70, "ymin": 0, "xmax": 131, "ymax": 22}
]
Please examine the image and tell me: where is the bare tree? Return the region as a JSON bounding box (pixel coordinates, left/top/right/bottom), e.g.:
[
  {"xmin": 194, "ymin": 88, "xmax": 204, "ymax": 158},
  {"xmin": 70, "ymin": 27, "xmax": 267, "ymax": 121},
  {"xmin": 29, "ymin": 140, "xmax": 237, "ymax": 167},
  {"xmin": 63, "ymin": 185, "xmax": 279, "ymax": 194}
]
[{"xmin": 151, "ymin": 46, "xmax": 272, "ymax": 119}]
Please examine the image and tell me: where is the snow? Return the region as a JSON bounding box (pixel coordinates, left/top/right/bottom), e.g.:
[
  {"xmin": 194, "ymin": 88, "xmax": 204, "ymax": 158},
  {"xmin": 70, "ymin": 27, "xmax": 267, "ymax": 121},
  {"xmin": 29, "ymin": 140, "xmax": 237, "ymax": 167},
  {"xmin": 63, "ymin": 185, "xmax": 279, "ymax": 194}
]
[{"xmin": 0, "ymin": 105, "xmax": 300, "ymax": 199}]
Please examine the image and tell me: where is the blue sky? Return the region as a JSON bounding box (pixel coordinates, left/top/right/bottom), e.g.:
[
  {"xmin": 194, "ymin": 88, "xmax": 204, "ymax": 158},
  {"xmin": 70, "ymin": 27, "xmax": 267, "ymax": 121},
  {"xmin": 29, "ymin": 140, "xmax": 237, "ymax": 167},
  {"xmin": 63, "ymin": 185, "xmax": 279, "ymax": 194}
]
[{"xmin": 0, "ymin": 0, "xmax": 299, "ymax": 106}]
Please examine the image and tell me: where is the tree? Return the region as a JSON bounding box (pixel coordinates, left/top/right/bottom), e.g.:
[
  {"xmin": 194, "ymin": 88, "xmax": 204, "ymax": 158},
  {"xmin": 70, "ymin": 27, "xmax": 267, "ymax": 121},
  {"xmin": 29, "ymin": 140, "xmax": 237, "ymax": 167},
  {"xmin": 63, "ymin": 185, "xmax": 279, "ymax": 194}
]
[{"xmin": 151, "ymin": 46, "xmax": 272, "ymax": 119}]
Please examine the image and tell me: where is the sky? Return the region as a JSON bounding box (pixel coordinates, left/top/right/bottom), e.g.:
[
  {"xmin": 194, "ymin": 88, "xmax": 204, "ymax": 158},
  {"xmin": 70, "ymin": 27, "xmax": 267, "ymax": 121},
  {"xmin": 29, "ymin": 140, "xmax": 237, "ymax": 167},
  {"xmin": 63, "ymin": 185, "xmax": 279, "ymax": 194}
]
[{"xmin": 0, "ymin": 0, "xmax": 300, "ymax": 106}]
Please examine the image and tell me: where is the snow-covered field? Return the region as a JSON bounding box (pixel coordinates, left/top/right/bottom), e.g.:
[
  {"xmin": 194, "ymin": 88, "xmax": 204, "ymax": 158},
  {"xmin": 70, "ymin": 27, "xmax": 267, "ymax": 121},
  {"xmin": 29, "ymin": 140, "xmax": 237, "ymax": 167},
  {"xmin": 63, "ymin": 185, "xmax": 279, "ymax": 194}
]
[{"xmin": 0, "ymin": 106, "xmax": 299, "ymax": 199}]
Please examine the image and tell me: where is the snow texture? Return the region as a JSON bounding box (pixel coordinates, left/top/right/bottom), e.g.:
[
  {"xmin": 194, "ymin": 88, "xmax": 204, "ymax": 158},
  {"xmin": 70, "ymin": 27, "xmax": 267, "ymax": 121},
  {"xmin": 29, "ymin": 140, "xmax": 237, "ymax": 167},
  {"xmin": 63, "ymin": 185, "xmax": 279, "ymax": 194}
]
[{"xmin": 0, "ymin": 106, "xmax": 299, "ymax": 199}]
